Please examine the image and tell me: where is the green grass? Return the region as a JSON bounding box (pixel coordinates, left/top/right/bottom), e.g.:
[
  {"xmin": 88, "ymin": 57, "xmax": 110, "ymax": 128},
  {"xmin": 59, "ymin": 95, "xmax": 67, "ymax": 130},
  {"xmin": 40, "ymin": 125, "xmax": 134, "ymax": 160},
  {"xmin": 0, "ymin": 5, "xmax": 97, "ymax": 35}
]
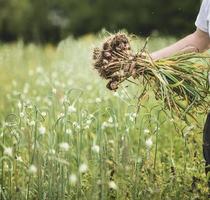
[{"xmin": 0, "ymin": 34, "xmax": 209, "ymax": 200}]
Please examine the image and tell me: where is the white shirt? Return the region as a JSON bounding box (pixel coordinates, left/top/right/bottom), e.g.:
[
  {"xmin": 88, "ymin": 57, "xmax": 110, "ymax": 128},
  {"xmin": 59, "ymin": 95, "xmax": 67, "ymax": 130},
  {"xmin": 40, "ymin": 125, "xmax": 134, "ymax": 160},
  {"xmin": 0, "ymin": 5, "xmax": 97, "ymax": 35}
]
[{"xmin": 195, "ymin": 0, "xmax": 210, "ymax": 36}]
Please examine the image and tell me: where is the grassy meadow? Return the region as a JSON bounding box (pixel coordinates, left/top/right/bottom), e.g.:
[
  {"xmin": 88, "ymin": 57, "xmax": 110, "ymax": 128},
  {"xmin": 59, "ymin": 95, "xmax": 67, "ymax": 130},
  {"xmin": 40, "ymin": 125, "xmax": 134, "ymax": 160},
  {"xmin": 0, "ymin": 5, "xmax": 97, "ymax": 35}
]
[{"xmin": 0, "ymin": 33, "xmax": 209, "ymax": 200}]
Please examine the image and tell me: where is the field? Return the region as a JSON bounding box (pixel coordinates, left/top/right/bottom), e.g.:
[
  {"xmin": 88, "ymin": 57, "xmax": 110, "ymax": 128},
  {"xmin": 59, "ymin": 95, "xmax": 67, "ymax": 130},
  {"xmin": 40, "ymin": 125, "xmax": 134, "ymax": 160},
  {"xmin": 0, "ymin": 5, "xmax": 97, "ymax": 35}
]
[{"xmin": 0, "ymin": 33, "xmax": 209, "ymax": 199}]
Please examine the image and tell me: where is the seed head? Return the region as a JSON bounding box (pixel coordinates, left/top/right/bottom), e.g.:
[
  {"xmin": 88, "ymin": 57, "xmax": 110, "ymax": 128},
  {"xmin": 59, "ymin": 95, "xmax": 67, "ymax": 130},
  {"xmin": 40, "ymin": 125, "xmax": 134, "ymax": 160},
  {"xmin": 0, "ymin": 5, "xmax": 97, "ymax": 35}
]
[
  {"xmin": 39, "ymin": 125, "xmax": 46, "ymax": 135},
  {"xmin": 20, "ymin": 112, "xmax": 25, "ymax": 118},
  {"xmin": 4, "ymin": 147, "xmax": 13, "ymax": 157},
  {"xmin": 68, "ymin": 105, "xmax": 76, "ymax": 113},
  {"xmin": 69, "ymin": 174, "xmax": 77, "ymax": 185},
  {"xmin": 79, "ymin": 163, "xmax": 88, "ymax": 173},
  {"xmin": 59, "ymin": 142, "xmax": 70, "ymax": 151},
  {"xmin": 145, "ymin": 137, "xmax": 153, "ymax": 149},
  {"xmin": 108, "ymin": 181, "xmax": 118, "ymax": 190},
  {"xmin": 91, "ymin": 144, "xmax": 100, "ymax": 153},
  {"xmin": 28, "ymin": 165, "xmax": 37, "ymax": 174}
]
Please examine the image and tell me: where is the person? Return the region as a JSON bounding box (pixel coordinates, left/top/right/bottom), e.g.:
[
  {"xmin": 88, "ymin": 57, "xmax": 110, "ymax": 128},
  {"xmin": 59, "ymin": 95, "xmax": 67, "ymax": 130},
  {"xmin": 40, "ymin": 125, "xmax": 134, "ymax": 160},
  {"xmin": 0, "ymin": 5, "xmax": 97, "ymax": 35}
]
[
  {"xmin": 151, "ymin": 1, "xmax": 210, "ymax": 60},
  {"xmin": 150, "ymin": 0, "xmax": 210, "ymax": 186}
]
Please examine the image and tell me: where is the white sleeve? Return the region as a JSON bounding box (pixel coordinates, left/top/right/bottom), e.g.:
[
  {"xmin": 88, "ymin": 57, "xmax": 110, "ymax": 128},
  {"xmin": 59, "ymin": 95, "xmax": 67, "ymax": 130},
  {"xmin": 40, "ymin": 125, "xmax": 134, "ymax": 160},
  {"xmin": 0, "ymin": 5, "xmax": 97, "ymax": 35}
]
[{"xmin": 195, "ymin": 0, "xmax": 209, "ymax": 32}]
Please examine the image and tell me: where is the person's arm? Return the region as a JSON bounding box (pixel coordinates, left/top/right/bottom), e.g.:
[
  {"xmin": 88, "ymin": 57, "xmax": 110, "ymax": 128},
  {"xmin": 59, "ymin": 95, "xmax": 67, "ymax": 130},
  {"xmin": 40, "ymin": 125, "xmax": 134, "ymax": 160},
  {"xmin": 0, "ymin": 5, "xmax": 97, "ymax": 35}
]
[{"xmin": 151, "ymin": 28, "xmax": 210, "ymax": 60}]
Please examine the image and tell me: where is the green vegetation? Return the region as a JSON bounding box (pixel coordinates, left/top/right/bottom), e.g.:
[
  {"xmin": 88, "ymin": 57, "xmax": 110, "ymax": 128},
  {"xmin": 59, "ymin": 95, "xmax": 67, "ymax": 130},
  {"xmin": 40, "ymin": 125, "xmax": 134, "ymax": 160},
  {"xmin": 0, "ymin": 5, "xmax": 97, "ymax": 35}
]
[
  {"xmin": 0, "ymin": 0, "xmax": 200, "ymax": 42},
  {"xmin": 0, "ymin": 35, "xmax": 209, "ymax": 199}
]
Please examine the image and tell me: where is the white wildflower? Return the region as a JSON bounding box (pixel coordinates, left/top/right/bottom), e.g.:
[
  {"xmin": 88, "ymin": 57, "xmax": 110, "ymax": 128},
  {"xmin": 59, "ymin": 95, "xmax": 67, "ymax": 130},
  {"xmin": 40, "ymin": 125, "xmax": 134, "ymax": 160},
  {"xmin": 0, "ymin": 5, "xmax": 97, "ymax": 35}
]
[
  {"xmin": 20, "ymin": 112, "xmax": 25, "ymax": 118},
  {"xmin": 29, "ymin": 120, "xmax": 35, "ymax": 126},
  {"xmin": 68, "ymin": 105, "xmax": 76, "ymax": 113},
  {"xmin": 108, "ymin": 140, "xmax": 114, "ymax": 144},
  {"xmin": 69, "ymin": 174, "xmax": 77, "ymax": 185},
  {"xmin": 59, "ymin": 142, "xmax": 70, "ymax": 151},
  {"xmin": 16, "ymin": 156, "xmax": 23, "ymax": 162},
  {"xmin": 108, "ymin": 117, "xmax": 113, "ymax": 123},
  {"xmin": 79, "ymin": 163, "xmax": 88, "ymax": 173},
  {"xmin": 28, "ymin": 165, "xmax": 37, "ymax": 174},
  {"xmin": 145, "ymin": 137, "xmax": 153, "ymax": 149},
  {"xmin": 89, "ymin": 114, "xmax": 94, "ymax": 119},
  {"xmin": 144, "ymin": 129, "xmax": 150, "ymax": 134},
  {"xmin": 66, "ymin": 129, "xmax": 72, "ymax": 135},
  {"xmin": 86, "ymin": 119, "xmax": 92, "ymax": 125},
  {"xmin": 132, "ymin": 113, "xmax": 137, "ymax": 118},
  {"xmin": 49, "ymin": 149, "xmax": 56, "ymax": 154},
  {"xmin": 41, "ymin": 112, "xmax": 47, "ymax": 117},
  {"xmin": 4, "ymin": 147, "xmax": 13, "ymax": 156},
  {"xmin": 108, "ymin": 181, "xmax": 118, "ymax": 190},
  {"xmin": 101, "ymin": 122, "xmax": 108, "ymax": 130},
  {"xmin": 129, "ymin": 115, "xmax": 135, "ymax": 122},
  {"xmin": 39, "ymin": 126, "xmax": 46, "ymax": 135},
  {"xmin": 91, "ymin": 144, "xmax": 100, "ymax": 153}
]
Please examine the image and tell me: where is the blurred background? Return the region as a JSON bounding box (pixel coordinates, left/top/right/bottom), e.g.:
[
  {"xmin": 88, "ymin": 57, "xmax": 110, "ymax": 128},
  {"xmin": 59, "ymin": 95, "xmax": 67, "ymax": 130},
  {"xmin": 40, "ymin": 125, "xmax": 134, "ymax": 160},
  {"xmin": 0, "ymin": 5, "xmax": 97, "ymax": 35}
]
[{"xmin": 0, "ymin": 0, "xmax": 201, "ymax": 43}]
